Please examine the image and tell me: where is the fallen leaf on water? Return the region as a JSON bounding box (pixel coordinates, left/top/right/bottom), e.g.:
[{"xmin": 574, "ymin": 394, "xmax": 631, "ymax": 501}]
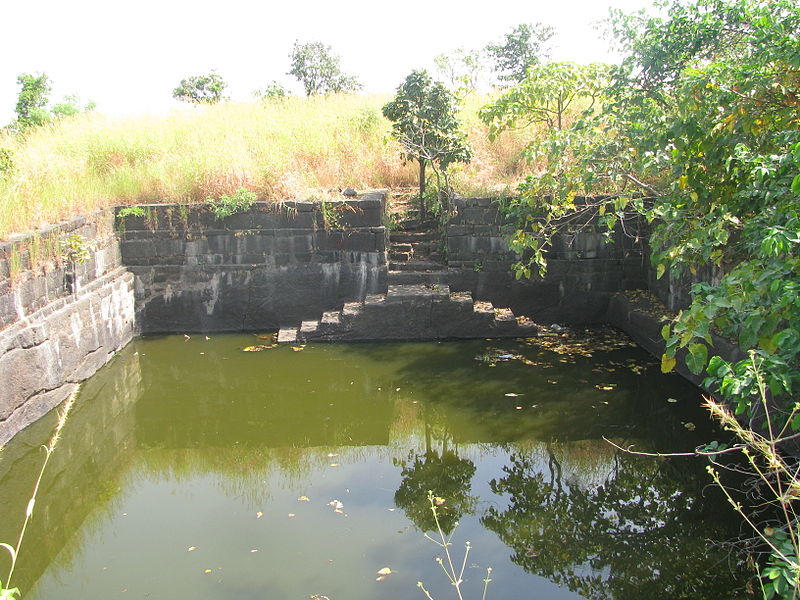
[
  {"xmin": 243, "ymin": 345, "xmax": 275, "ymax": 352},
  {"xmin": 328, "ymin": 500, "xmax": 344, "ymax": 510},
  {"xmin": 297, "ymin": 496, "xmax": 310, "ymax": 502},
  {"xmin": 375, "ymin": 576, "xmax": 386, "ymax": 582},
  {"xmin": 291, "ymin": 346, "xmax": 305, "ymax": 352},
  {"xmin": 250, "ymin": 549, "xmax": 259, "ymax": 553},
  {"xmin": 684, "ymin": 422, "xmax": 696, "ymax": 431},
  {"xmin": 377, "ymin": 567, "xmax": 394, "ymax": 575},
  {"xmin": 395, "ymin": 388, "xmax": 401, "ymax": 391},
  {"xmin": 256, "ymin": 512, "xmax": 263, "ymax": 518},
  {"xmin": 667, "ymin": 398, "xmax": 678, "ymax": 403},
  {"xmin": 204, "ymin": 569, "xmax": 212, "ymax": 574},
  {"xmin": 515, "ymin": 406, "xmax": 523, "ymax": 410},
  {"xmin": 187, "ymin": 546, "xmax": 197, "ymax": 552},
  {"xmin": 327, "ymin": 453, "xmax": 339, "ymax": 458},
  {"xmin": 504, "ymin": 393, "xmax": 522, "ymax": 397},
  {"xmin": 288, "ymin": 513, "xmax": 296, "ymax": 518},
  {"xmin": 329, "ymin": 463, "xmax": 340, "ymax": 467},
  {"xmin": 334, "ymin": 508, "xmax": 344, "ymax": 514},
  {"xmin": 595, "ymin": 384, "xmax": 616, "ymax": 391}
]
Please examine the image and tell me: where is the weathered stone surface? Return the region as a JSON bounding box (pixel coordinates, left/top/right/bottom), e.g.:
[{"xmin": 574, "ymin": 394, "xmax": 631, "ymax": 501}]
[{"xmin": 0, "ymin": 267, "xmax": 135, "ymax": 445}]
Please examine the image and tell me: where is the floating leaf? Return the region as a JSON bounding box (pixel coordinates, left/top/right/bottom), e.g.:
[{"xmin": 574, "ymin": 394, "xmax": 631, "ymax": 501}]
[
  {"xmin": 288, "ymin": 513, "xmax": 296, "ymax": 518},
  {"xmin": 666, "ymin": 398, "xmax": 678, "ymax": 403},
  {"xmin": 504, "ymin": 393, "xmax": 522, "ymax": 397},
  {"xmin": 204, "ymin": 569, "xmax": 212, "ymax": 574},
  {"xmin": 291, "ymin": 346, "xmax": 305, "ymax": 352},
  {"xmin": 375, "ymin": 576, "xmax": 386, "ymax": 582},
  {"xmin": 327, "ymin": 453, "xmax": 339, "ymax": 458},
  {"xmin": 329, "ymin": 463, "xmax": 340, "ymax": 467},
  {"xmin": 377, "ymin": 567, "xmax": 394, "ymax": 575},
  {"xmin": 297, "ymin": 496, "xmax": 310, "ymax": 502},
  {"xmin": 684, "ymin": 422, "xmax": 696, "ymax": 431},
  {"xmin": 256, "ymin": 511, "xmax": 263, "ymax": 518},
  {"xmin": 187, "ymin": 546, "xmax": 197, "ymax": 552},
  {"xmin": 250, "ymin": 549, "xmax": 259, "ymax": 553}
]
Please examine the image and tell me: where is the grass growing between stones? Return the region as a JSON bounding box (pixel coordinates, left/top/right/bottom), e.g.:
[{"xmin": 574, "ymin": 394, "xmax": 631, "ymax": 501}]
[{"xmin": 0, "ymin": 94, "xmax": 538, "ymax": 240}]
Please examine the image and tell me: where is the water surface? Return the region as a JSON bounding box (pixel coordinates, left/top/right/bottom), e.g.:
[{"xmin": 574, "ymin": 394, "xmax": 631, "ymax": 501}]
[{"xmin": 0, "ymin": 330, "xmax": 748, "ymax": 599}]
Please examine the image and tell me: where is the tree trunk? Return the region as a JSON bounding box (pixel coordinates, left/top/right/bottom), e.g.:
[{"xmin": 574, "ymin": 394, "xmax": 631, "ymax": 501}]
[{"xmin": 418, "ymin": 159, "xmax": 427, "ymax": 223}]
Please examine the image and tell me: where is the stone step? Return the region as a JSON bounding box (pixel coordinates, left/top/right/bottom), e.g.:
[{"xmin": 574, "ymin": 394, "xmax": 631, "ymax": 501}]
[
  {"xmin": 387, "ymin": 283, "xmax": 450, "ymax": 300},
  {"xmin": 277, "ymin": 327, "xmax": 298, "ymax": 344},
  {"xmin": 389, "ymin": 250, "xmax": 412, "ymax": 262},
  {"xmin": 300, "ymin": 320, "xmax": 319, "ymax": 336},
  {"xmin": 388, "ymin": 270, "xmax": 451, "ymax": 285},
  {"xmin": 390, "ymin": 231, "xmax": 439, "ymax": 243},
  {"xmin": 389, "ymin": 260, "xmax": 448, "ymax": 272},
  {"xmin": 390, "ymin": 242, "xmax": 413, "ymax": 252}
]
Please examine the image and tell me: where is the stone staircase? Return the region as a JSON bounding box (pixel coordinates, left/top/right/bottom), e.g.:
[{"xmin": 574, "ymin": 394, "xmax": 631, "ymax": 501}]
[
  {"xmin": 276, "ymin": 283, "xmax": 538, "ymax": 343},
  {"xmin": 277, "ymin": 207, "xmax": 538, "ymax": 344}
]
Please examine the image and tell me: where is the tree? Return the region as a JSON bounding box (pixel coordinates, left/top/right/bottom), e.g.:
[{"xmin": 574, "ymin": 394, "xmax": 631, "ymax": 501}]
[
  {"xmin": 287, "ymin": 41, "xmax": 361, "ymax": 96},
  {"xmin": 382, "ymin": 70, "xmax": 472, "ymax": 218},
  {"xmin": 172, "ymin": 72, "xmax": 228, "ymax": 104},
  {"xmin": 433, "ymin": 48, "xmax": 488, "ymax": 95},
  {"xmin": 14, "ymin": 73, "xmax": 52, "ymax": 129},
  {"xmin": 51, "ymin": 95, "xmax": 96, "ymax": 118},
  {"xmin": 489, "ymin": 0, "xmax": 800, "ymax": 593},
  {"xmin": 253, "ymin": 81, "xmax": 289, "ymax": 101},
  {"xmin": 486, "ymin": 23, "xmax": 555, "ymax": 85},
  {"xmin": 480, "ymin": 62, "xmax": 610, "ymax": 133}
]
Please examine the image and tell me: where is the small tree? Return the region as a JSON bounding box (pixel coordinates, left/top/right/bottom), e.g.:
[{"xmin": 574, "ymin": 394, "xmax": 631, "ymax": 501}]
[
  {"xmin": 253, "ymin": 81, "xmax": 289, "ymax": 101},
  {"xmin": 480, "ymin": 62, "xmax": 610, "ymax": 134},
  {"xmin": 14, "ymin": 73, "xmax": 52, "ymax": 129},
  {"xmin": 486, "ymin": 23, "xmax": 555, "ymax": 85},
  {"xmin": 51, "ymin": 94, "xmax": 96, "ymax": 118},
  {"xmin": 288, "ymin": 41, "xmax": 362, "ymax": 96},
  {"xmin": 382, "ymin": 70, "xmax": 472, "ymax": 219},
  {"xmin": 433, "ymin": 48, "xmax": 488, "ymax": 95},
  {"xmin": 173, "ymin": 72, "xmax": 228, "ymax": 104}
]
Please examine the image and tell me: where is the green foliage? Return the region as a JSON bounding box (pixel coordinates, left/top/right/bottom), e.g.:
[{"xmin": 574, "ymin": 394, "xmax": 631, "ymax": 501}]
[
  {"xmin": 206, "ymin": 188, "xmax": 257, "ymax": 219},
  {"xmin": 382, "ymin": 70, "xmax": 472, "ymax": 207},
  {"xmin": 287, "ymin": 41, "xmax": 362, "ymax": 96},
  {"xmin": 254, "ymin": 81, "xmax": 289, "ymax": 101},
  {"xmin": 172, "ymin": 71, "xmax": 228, "ymax": 104},
  {"xmin": 0, "ymin": 149, "xmax": 13, "ymax": 177},
  {"xmin": 60, "ymin": 233, "xmax": 96, "ymax": 264},
  {"xmin": 492, "ymin": 0, "xmax": 800, "ymax": 592},
  {"xmin": 51, "ymin": 94, "xmax": 96, "ymax": 117},
  {"xmin": 481, "ymin": 62, "xmax": 610, "ymax": 133},
  {"xmin": 434, "ymin": 48, "xmax": 487, "ymax": 96},
  {"xmin": 10, "ymin": 74, "xmax": 94, "ymax": 131},
  {"xmin": 14, "ymin": 73, "xmax": 51, "ymax": 130},
  {"xmin": 485, "ymin": 23, "xmax": 554, "ymax": 85}
]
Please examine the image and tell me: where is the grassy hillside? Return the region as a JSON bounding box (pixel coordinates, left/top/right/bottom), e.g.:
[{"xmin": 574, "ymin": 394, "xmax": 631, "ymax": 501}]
[{"xmin": 0, "ymin": 94, "xmax": 537, "ymax": 239}]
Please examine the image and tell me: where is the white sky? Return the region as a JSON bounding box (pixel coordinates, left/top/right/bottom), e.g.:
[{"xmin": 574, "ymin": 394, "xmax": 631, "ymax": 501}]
[{"xmin": 0, "ymin": 0, "xmax": 652, "ymax": 124}]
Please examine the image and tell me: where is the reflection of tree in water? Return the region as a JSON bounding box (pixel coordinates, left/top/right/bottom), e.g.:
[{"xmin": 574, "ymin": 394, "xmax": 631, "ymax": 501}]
[
  {"xmin": 394, "ymin": 416, "xmax": 477, "ymax": 534},
  {"xmin": 482, "ymin": 448, "xmax": 747, "ymax": 600}
]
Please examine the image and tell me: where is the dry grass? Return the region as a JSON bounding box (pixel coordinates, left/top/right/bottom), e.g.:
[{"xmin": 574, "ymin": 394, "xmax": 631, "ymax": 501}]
[{"xmin": 0, "ymin": 93, "xmax": 543, "ymax": 240}]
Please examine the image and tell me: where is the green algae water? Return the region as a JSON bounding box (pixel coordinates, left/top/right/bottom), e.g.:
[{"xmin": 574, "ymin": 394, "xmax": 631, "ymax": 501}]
[{"xmin": 0, "ymin": 331, "xmax": 748, "ymax": 599}]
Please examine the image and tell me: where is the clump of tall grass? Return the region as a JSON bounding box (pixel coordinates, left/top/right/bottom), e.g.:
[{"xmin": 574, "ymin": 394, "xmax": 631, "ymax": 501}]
[{"xmin": 0, "ymin": 93, "xmax": 540, "ymax": 240}]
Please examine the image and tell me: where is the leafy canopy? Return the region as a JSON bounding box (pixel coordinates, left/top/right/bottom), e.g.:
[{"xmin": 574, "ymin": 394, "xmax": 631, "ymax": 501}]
[
  {"xmin": 486, "ymin": 23, "xmax": 555, "ymax": 84},
  {"xmin": 172, "ymin": 72, "xmax": 228, "ymax": 104},
  {"xmin": 491, "ymin": 0, "xmax": 800, "ymax": 423},
  {"xmin": 382, "ymin": 70, "xmax": 472, "ymax": 202},
  {"xmin": 10, "ymin": 73, "xmax": 95, "ymax": 131},
  {"xmin": 287, "ymin": 41, "xmax": 361, "ymax": 96}
]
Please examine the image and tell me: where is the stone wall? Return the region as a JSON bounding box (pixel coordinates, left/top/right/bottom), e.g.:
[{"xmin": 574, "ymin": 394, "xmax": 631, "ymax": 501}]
[
  {"xmin": 118, "ymin": 193, "xmax": 387, "ymax": 333},
  {"xmin": 0, "ymin": 211, "xmax": 135, "ymax": 446},
  {"xmin": 445, "ymin": 197, "xmax": 649, "ymax": 324}
]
